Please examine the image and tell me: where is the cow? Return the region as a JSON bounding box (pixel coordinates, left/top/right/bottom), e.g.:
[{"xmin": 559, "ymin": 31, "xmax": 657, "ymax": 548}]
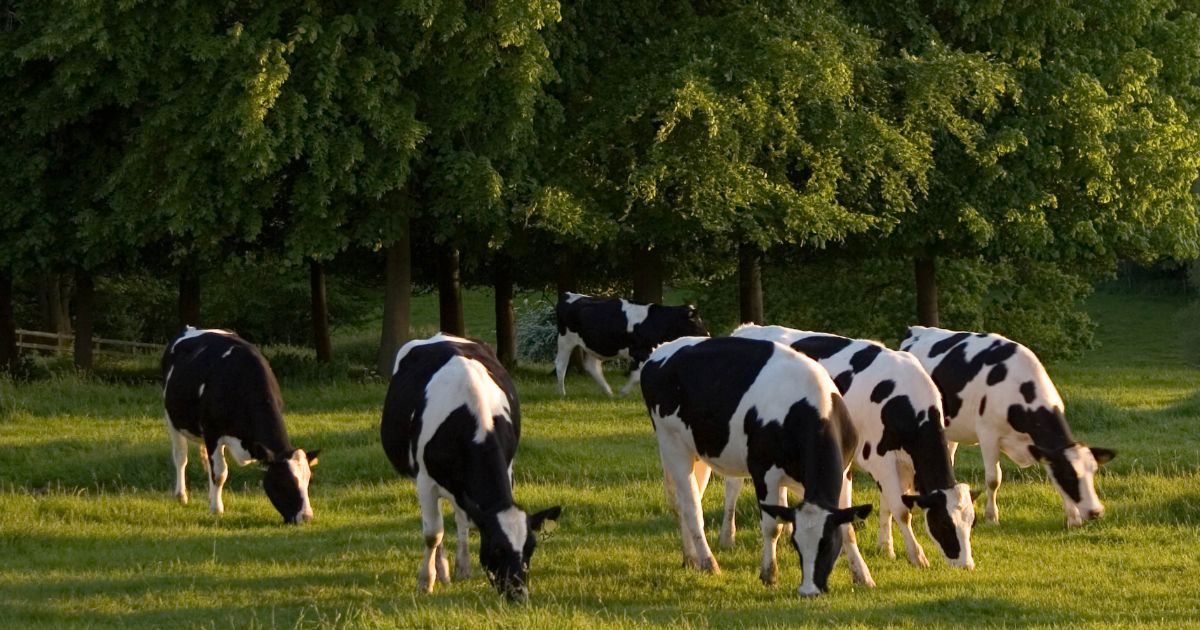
[
  {"xmin": 727, "ymin": 325, "xmax": 978, "ymax": 570},
  {"xmin": 555, "ymin": 292, "xmax": 708, "ymax": 397},
  {"xmin": 900, "ymin": 326, "xmax": 1115, "ymax": 527},
  {"xmin": 162, "ymin": 327, "xmax": 320, "ymax": 524},
  {"xmin": 381, "ymin": 333, "xmax": 561, "ymax": 602},
  {"xmin": 640, "ymin": 336, "xmax": 873, "ymax": 597}
]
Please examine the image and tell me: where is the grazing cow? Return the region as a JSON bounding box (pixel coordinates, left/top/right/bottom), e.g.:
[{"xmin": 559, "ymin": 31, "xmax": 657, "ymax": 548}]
[
  {"xmin": 555, "ymin": 292, "xmax": 708, "ymax": 397},
  {"xmin": 162, "ymin": 327, "xmax": 320, "ymax": 524},
  {"xmin": 381, "ymin": 333, "xmax": 561, "ymax": 602},
  {"xmin": 727, "ymin": 325, "xmax": 977, "ymax": 570},
  {"xmin": 640, "ymin": 336, "xmax": 873, "ymax": 596},
  {"xmin": 901, "ymin": 326, "xmax": 1115, "ymax": 527}
]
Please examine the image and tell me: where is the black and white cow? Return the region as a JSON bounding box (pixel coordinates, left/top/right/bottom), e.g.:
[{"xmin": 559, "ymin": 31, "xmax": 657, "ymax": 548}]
[
  {"xmin": 728, "ymin": 325, "xmax": 977, "ymax": 570},
  {"xmin": 381, "ymin": 333, "xmax": 561, "ymax": 602},
  {"xmin": 162, "ymin": 327, "xmax": 320, "ymax": 524},
  {"xmin": 901, "ymin": 326, "xmax": 1115, "ymax": 527},
  {"xmin": 640, "ymin": 336, "xmax": 873, "ymax": 596},
  {"xmin": 555, "ymin": 292, "xmax": 708, "ymax": 397}
]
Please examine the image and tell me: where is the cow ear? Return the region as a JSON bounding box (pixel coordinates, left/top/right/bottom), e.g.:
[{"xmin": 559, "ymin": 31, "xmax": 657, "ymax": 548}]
[
  {"xmin": 969, "ymin": 489, "xmax": 982, "ymax": 503},
  {"xmin": 759, "ymin": 502, "xmax": 794, "ymax": 523},
  {"xmin": 528, "ymin": 506, "xmax": 562, "ymax": 532},
  {"xmin": 1090, "ymin": 447, "xmax": 1115, "ymax": 465},
  {"xmin": 255, "ymin": 445, "xmax": 278, "ymax": 464},
  {"xmin": 305, "ymin": 449, "xmax": 321, "ymax": 467},
  {"xmin": 1028, "ymin": 444, "xmax": 1049, "ymax": 461},
  {"xmin": 901, "ymin": 494, "xmax": 921, "ymax": 510},
  {"xmin": 832, "ymin": 504, "xmax": 872, "ymax": 525}
]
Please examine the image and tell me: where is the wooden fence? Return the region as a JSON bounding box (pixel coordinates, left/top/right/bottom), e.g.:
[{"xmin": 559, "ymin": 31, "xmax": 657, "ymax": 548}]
[{"xmin": 15, "ymin": 329, "xmax": 161, "ymax": 356}]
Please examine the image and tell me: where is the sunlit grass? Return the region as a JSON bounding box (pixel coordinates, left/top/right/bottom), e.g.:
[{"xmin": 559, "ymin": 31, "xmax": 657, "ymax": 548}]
[{"xmin": 1, "ymin": 293, "xmax": 1198, "ymax": 628}]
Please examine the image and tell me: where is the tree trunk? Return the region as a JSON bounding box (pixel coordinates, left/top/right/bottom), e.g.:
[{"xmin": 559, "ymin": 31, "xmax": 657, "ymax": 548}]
[
  {"xmin": 438, "ymin": 246, "xmax": 465, "ymax": 336},
  {"xmin": 73, "ymin": 270, "xmax": 95, "ymax": 371},
  {"xmin": 0, "ymin": 269, "xmax": 18, "ymax": 373},
  {"xmin": 178, "ymin": 269, "xmax": 201, "ymax": 329},
  {"xmin": 738, "ymin": 243, "xmax": 764, "ymax": 325},
  {"xmin": 38, "ymin": 273, "xmax": 71, "ymax": 336},
  {"xmin": 631, "ymin": 244, "xmax": 664, "ymax": 304},
  {"xmin": 915, "ymin": 256, "xmax": 939, "ymax": 327},
  {"xmin": 556, "ymin": 249, "xmax": 576, "ymax": 295},
  {"xmin": 309, "ymin": 259, "xmax": 333, "ymax": 363},
  {"xmin": 494, "ymin": 256, "xmax": 517, "ymax": 369},
  {"xmin": 377, "ymin": 226, "xmax": 412, "ymax": 376}
]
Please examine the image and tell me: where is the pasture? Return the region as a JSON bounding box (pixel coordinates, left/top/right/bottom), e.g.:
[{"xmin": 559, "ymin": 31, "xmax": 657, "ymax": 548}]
[{"xmin": 1, "ymin": 293, "xmax": 1198, "ymax": 628}]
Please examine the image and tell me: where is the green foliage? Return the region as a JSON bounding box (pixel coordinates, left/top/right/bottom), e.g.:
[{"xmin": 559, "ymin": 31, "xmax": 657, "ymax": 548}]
[
  {"xmin": 515, "ymin": 297, "xmax": 558, "ymax": 363},
  {"xmin": 693, "ymin": 254, "xmax": 1095, "ymax": 360}
]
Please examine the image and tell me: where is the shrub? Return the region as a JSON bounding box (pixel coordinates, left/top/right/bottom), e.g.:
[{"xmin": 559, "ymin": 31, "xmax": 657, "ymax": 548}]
[{"xmin": 515, "ymin": 298, "xmax": 557, "ymax": 363}]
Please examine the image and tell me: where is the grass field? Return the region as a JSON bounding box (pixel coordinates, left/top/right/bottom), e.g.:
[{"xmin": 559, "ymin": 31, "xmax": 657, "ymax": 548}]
[{"xmin": 1, "ymin": 293, "xmax": 1198, "ymax": 628}]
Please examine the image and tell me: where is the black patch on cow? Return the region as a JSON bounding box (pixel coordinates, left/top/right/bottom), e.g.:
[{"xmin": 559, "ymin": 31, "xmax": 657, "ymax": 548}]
[
  {"xmin": 979, "ymin": 396, "xmax": 987, "ymax": 415},
  {"xmin": 788, "ymin": 335, "xmax": 854, "ymax": 360},
  {"xmin": 556, "ymin": 294, "xmax": 708, "ymax": 366},
  {"xmin": 1020, "ymin": 381, "xmax": 1037, "ymax": 403},
  {"xmin": 849, "ymin": 345, "xmax": 882, "ymax": 373},
  {"xmin": 870, "ymin": 380, "xmax": 895, "ymax": 403},
  {"xmin": 927, "ymin": 339, "xmax": 1019, "ymax": 420},
  {"xmin": 987, "ymin": 363, "xmax": 1007, "ymax": 385},
  {"xmin": 833, "ymin": 370, "xmax": 855, "ymax": 394},
  {"xmin": 921, "ymin": 491, "xmax": 962, "ymax": 560},
  {"xmin": 862, "ymin": 442, "xmax": 871, "ymax": 461},
  {"xmin": 929, "ymin": 332, "xmax": 972, "ymax": 358},
  {"xmin": 876, "ymin": 396, "xmax": 957, "ymax": 492},
  {"xmin": 1035, "ymin": 447, "xmax": 1083, "ymax": 503},
  {"xmin": 1007, "ymin": 404, "xmax": 1076, "ymax": 463}
]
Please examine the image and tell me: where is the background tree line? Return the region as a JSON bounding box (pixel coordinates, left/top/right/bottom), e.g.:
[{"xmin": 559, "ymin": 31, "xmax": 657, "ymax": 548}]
[{"xmin": 2, "ymin": 0, "xmax": 1199, "ymax": 377}]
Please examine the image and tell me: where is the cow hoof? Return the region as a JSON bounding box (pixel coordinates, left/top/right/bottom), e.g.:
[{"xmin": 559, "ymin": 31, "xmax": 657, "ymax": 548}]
[
  {"xmin": 699, "ymin": 557, "xmax": 721, "ymax": 575},
  {"xmin": 909, "ymin": 552, "xmax": 930, "ymax": 569},
  {"xmin": 176, "ymin": 493, "xmax": 188, "ymax": 505},
  {"xmin": 454, "ymin": 563, "xmax": 473, "ymax": 580},
  {"xmin": 417, "ymin": 577, "xmax": 435, "ymax": 595},
  {"xmin": 718, "ymin": 531, "xmax": 735, "ymax": 549},
  {"xmin": 760, "ymin": 565, "xmax": 778, "ymax": 586},
  {"xmin": 877, "ymin": 543, "xmax": 895, "ymax": 559}
]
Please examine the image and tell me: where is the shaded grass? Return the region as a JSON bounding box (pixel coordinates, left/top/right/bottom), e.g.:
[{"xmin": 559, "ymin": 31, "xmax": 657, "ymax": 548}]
[{"xmin": 1, "ymin": 293, "xmax": 1198, "ymax": 628}]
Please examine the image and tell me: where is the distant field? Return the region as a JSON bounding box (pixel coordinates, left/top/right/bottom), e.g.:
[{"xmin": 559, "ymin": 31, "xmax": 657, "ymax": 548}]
[{"xmin": 1, "ymin": 292, "xmax": 1198, "ymax": 628}]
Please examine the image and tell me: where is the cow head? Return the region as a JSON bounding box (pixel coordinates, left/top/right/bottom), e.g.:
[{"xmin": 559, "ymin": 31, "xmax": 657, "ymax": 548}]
[
  {"xmin": 260, "ymin": 447, "xmax": 320, "ymax": 524},
  {"xmin": 760, "ymin": 501, "xmax": 871, "ymax": 596},
  {"xmin": 1030, "ymin": 443, "xmax": 1115, "ymax": 526},
  {"xmin": 902, "ymin": 483, "xmax": 978, "ymax": 568},
  {"xmin": 669, "ymin": 304, "xmax": 709, "ymax": 338},
  {"xmin": 466, "ymin": 502, "xmax": 561, "ymax": 602}
]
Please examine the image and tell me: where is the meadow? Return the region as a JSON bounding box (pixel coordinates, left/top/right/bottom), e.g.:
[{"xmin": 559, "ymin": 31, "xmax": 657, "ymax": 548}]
[{"xmin": 1, "ymin": 292, "xmax": 1198, "ymax": 628}]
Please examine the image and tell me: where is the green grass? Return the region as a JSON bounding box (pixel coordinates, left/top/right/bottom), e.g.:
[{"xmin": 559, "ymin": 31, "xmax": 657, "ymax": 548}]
[{"xmin": 1, "ymin": 293, "xmax": 1198, "ymax": 628}]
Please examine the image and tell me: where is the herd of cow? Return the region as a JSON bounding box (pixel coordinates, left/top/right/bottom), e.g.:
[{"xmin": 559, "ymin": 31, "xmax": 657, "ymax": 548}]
[{"xmin": 159, "ymin": 292, "xmax": 1114, "ymax": 602}]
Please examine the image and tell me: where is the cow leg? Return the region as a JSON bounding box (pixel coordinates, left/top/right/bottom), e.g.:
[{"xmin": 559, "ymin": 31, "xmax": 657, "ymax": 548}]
[
  {"xmin": 879, "ymin": 472, "xmax": 927, "ymax": 567},
  {"xmin": 165, "ymin": 416, "xmax": 189, "ymax": 505},
  {"xmin": 946, "ymin": 440, "xmax": 960, "ymax": 464},
  {"xmin": 878, "ymin": 492, "xmax": 895, "ymax": 559},
  {"xmin": 719, "ymin": 476, "xmax": 743, "ymax": 548},
  {"xmin": 416, "ymin": 475, "xmax": 446, "ymax": 594},
  {"xmin": 207, "ymin": 441, "xmax": 228, "ymax": 516},
  {"xmin": 980, "ymin": 437, "xmax": 1003, "ymax": 524},
  {"xmin": 554, "ymin": 335, "xmax": 573, "ymax": 397},
  {"xmin": 693, "ymin": 459, "xmax": 712, "ymax": 499},
  {"xmin": 580, "ymin": 354, "xmax": 614, "ymax": 397},
  {"xmin": 617, "ymin": 363, "xmax": 643, "ymax": 397},
  {"xmin": 757, "ymin": 471, "xmax": 786, "ymax": 586},
  {"xmin": 660, "ymin": 442, "xmax": 718, "ymax": 573},
  {"xmin": 839, "ymin": 471, "xmax": 876, "ymax": 587},
  {"xmin": 453, "ymin": 505, "xmax": 473, "ymax": 580}
]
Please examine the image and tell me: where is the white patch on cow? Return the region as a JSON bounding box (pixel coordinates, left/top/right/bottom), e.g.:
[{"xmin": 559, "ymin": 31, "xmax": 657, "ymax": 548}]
[
  {"xmin": 171, "ymin": 326, "xmax": 235, "ymax": 351},
  {"xmin": 198, "ymin": 383, "xmax": 205, "ymax": 398},
  {"xmin": 621, "ymin": 301, "xmax": 651, "ymax": 333},
  {"xmin": 221, "ymin": 347, "xmax": 234, "ymax": 359},
  {"xmin": 288, "ymin": 449, "xmax": 315, "ymax": 523},
  {"xmin": 496, "ymin": 505, "xmax": 528, "ymax": 554},
  {"xmin": 942, "ymin": 483, "xmax": 976, "ymax": 569},
  {"xmin": 792, "ymin": 503, "xmax": 830, "ymax": 596},
  {"xmin": 218, "ymin": 435, "xmax": 256, "ymax": 466},
  {"xmin": 418, "ymin": 350, "xmax": 511, "ymax": 447},
  {"xmin": 1055, "ymin": 444, "xmax": 1104, "ymax": 525},
  {"xmin": 645, "ymin": 336, "xmax": 709, "ymax": 367},
  {"xmin": 163, "ymin": 365, "xmax": 174, "ymax": 398},
  {"xmin": 563, "ymin": 292, "xmax": 584, "ymax": 304},
  {"xmin": 730, "ymin": 344, "xmax": 832, "ymax": 430},
  {"xmin": 393, "ymin": 333, "xmax": 470, "ymax": 376}
]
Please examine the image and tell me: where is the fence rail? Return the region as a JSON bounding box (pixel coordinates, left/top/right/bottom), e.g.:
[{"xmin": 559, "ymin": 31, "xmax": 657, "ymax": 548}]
[{"xmin": 15, "ymin": 329, "xmax": 161, "ymax": 356}]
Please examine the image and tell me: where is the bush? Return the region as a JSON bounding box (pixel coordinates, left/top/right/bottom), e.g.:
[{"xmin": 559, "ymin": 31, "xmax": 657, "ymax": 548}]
[
  {"xmin": 515, "ymin": 298, "xmax": 557, "ymax": 363},
  {"xmin": 1177, "ymin": 301, "xmax": 1200, "ymax": 367}
]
